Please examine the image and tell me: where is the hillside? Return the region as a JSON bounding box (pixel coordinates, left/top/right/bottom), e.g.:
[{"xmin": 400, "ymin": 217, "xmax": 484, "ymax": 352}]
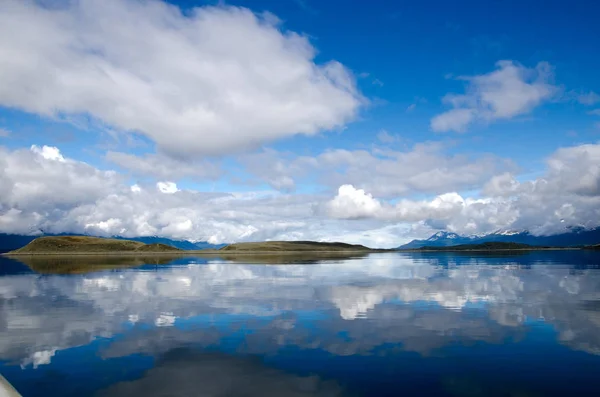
[
  {"xmin": 220, "ymin": 241, "xmax": 378, "ymax": 252},
  {"xmin": 114, "ymin": 235, "xmax": 225, "ymax": 250},
  {"xmin": 8, "ymin": 236, "xmax": 180, "ymax": 254},
  {"xmin": 135, "ymin": 243, "xmax": 181, "ymax": 252},
  {"xmin": 4, "ymin": 236, "xmax": 380, "ymax": 255},
  {"xmin": 0, "ymin": 233, "xmax": 223, "ymax": 252}
]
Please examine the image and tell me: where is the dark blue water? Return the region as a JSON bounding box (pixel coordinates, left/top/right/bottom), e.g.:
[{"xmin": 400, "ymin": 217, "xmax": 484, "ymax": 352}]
[{"xmin": 1, "ymin": 251, "xmax": 600, "ymax": 396}]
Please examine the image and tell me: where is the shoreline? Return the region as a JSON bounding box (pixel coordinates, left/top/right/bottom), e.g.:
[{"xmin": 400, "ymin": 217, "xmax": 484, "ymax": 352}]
[
  {"xmin": 397, "ymin": 247, "xmax": 583, "ymax": 253},
  {"xmin": 2, "ymin": 247, "xmax": 590, "ymax": 256},
  {"xmin": 1, "ymin": 249, "xmax": 386, "ymax": 257}
]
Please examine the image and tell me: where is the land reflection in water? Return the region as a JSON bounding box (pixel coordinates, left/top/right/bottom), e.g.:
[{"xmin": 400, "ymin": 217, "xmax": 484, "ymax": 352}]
[
  {"xmin": 1, "ymin": 250, "xmax": 600, "ymax": 396},
  {"xmin": 4, "ymin": 251, "xmax": 372, "ymax": 273}
]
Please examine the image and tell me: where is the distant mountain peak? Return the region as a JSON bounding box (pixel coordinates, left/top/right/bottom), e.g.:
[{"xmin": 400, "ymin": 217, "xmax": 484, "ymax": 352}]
[
  {"xmin": 428, "ymin": 231, "xmax": 460, "ymax": 241},
  {"xmin": 490, "ymin": 229, "xmax": 526, "ymax": 236},
  {"xmin": 398, "ymin": 227, "xmax": 600, "ymax": 249}
]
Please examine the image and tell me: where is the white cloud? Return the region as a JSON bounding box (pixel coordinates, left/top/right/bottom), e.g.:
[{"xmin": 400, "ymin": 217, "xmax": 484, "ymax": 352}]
[
  {"xmin": 406, "ymin": 103, "xmax": 416, "ymax": 113},
  {"xmin": 326, "ymin": 185, "xmax": 382, "ymax": 219},
  {"xmin": 84, "ymin": 218, "xmax": 123, "ymax": 234},
  {"xmin": 430, "ymin": 108, "xmax": 474, "ymax": 133},
  {"xmin": 588, "ymin": 109, "xmax": 600, "ymax": 116},
  {"xmin": 30, "ymin": 145, "xmax": 65, "ymax": 162},
  {"xmin": 324, "ymin": 142, "xmax": 600, "ymax": 236},
  {"xmin": 0, "ymin": 145, "xmax": 121, "ymax": 218},
  {"xmin": 241, "ymin": 142, "xmax": 516, "ymax": 198},
  {"xmin": 1, "ymin": 142, "xmax": 599, "ymax": 246},
  {"xmin": 482, "ymin": 172, "xmax": 520, "ymax": 197},
  {"xmin": 0, "ymin": 0, "xmax": 364, "ymax": 157},
  {"xmin": 431, "ymin": 61, "xmax": 558, "ymax": 132},
  {"xmin": 0, "ymin": 145, "xmax": 389, "ymax": 245},
  {"xmin": 157, "ymin": 181, "xmax": 180, "ymax": 194},
  {"xmin": 0, "ymin": 128, "xmax": 10, "ymax": 137},
  {"xmin": 545, "ymin": 143, "xmax": 600, "ymax": 196}
]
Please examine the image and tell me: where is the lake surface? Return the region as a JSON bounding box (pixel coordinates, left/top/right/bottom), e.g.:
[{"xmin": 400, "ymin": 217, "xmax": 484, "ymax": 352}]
[{"xmin": 1, "ymin": 251, "xmax": 600, "ymax": 396}]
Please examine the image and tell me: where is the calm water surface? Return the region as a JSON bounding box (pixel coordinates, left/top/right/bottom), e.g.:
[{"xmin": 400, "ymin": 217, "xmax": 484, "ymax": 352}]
[{"xmin": 1, "ymin": 251, "xmax": 600, "ymax": 396}]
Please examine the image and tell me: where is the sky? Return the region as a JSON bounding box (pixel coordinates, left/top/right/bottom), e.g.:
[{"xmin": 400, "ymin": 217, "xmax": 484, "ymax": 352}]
[{"xmin": 0, "ymin": 0, "xmax": 599, "ymax": 247}]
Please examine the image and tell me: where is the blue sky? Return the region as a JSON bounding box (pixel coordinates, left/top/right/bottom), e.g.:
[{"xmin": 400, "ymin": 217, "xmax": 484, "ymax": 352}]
[{"xmin": 0, "ymin": 0, "xmax": 599, "ymax": 247}]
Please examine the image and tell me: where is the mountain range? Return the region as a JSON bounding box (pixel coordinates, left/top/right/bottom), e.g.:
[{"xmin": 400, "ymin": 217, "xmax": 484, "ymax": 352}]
[
  {"xmin": 2, "ymin": 227, "xmax": 599, "ymax": 253},
  {"xmin": 398, "ymin": 227, "xmax": 600, "ymax": 249},
  {"xmin": 0, "ymin": 233, "xmax": 225, "ymax": 253}
]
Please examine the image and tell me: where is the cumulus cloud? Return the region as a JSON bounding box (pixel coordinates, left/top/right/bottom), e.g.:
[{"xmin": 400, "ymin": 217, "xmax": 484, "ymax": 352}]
[
  {"xmin": 156, "ymin": 181, "xmax": 180, "ymax": 194},
  {"xmin": 325, "ymin": 188, "xmax": 511, "ymax": 235},
  {"xmin": 0, "ymin": 141, "xmax": 599, "ymax": 245},
  {"xmin": 431, "ymin": 61, "xmax": 558, "ymax": 132},
  {"xmin": 240, "ymin": 142, "xmax": 516, "ymax": 198},
  {"xmin": 545, "ymin": 143, "xmax": 600, "ymax": 196},
  {"xmin": 0, "ymin": 145, "xmax": 395, "ymax": 245},
  {"xmin": 482, "ymin": 172, "xmax": 520, "ymax": 197},
  {"xmin": 324, "ymin": 142, "xmax": 600, "ymax": 236},
  {"xmin": 0, "ymin": 145, "xmax": 120, "ymax": 219},
  {"xmin": 326, "ymin": 185, "xmax": 382, "ymax": 219},
  {"xmin": 0, "ymin": 0, "xmax": 363, "ymax": 157},
  {"xmin": 30, "ymin": 145, "xmax": 65, "ymax": 162}
]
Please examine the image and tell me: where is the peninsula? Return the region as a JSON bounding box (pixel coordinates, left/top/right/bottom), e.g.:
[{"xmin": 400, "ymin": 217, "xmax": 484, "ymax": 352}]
[{"xmin": 4, "ymin": 235, "xmax": 386, "ymax": 255}]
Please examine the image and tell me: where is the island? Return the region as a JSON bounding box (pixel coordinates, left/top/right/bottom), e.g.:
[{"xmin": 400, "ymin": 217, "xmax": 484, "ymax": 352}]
[
  {"xmin": 3, "ymin": 235, "xmax": 388, "ymax": 255},
  {"xmin": 219, "ymin": 241, "xmax": 386, "ymax": 253},
  {"xmin": 6, "ymin": 236, "xmax": 183, "ymax": 255}
]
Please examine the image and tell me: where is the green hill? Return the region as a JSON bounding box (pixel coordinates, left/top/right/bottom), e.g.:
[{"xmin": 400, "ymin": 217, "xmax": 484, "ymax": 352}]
[
  {"xmin": 219, "ymin": 241, "xmax": 377, "ymax": 252},
  {"xmin": 8, "ymin": 236, "xmax": 180, "ymax": 254},
  {"xmin": 6, "ymin": 236, "xmax": 383, "ymax": 255},
  {"xmin": 135, "ymin": 243, "xmax": 181, "ymax": 252}
]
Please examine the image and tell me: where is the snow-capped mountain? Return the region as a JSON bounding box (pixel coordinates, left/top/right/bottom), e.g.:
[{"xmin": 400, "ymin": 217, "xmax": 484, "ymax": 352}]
[
  {"xmin": 427, "ymin": 231, "xmax": 461, "ymax": 241},
  {"xmin": 398, "ymin": 227, "xmax": 600, "ymax": 249}
]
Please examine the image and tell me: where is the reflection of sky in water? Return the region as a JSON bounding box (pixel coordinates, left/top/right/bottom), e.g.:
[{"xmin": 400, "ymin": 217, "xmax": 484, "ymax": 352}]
[{"xmin": 1, "ymin": 251, "xmax": 600, "ymax": 396}]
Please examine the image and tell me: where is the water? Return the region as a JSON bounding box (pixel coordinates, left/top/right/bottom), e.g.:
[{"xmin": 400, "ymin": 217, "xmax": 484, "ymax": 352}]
[{"xmin": 1, "ymin": 251, "xmax": 600, "ymax": 396}]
